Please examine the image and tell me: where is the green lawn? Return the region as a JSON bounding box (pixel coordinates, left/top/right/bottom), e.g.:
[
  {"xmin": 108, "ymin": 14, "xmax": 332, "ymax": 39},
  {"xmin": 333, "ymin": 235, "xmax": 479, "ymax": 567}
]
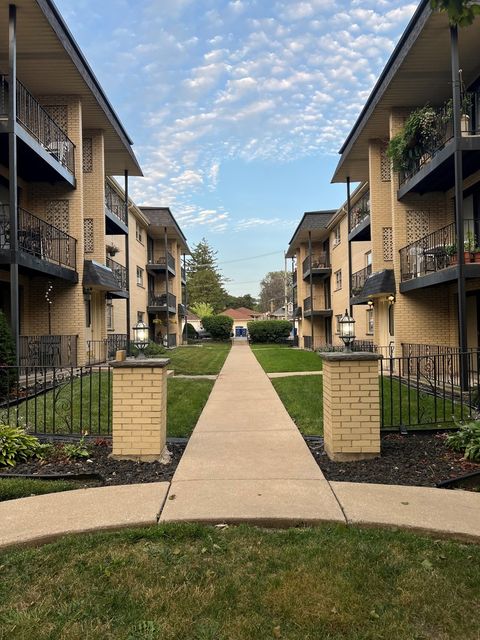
[
  {"xmin": 1, "ymin": 523, "xmax": 479, "ymax": 640},
  {"xmin": 167, "ymin": 343, "xmax": 231, "ymax": 375},
  {"xmin": 272, "ymin": 376, "xmax": 323, "ymax": 435},
  {"xmin": 272, "ymin": 376, "xmax": 465, "ymax": 436},
  {"xmin": 11, "ymin": 376, "xmax": 213, "ymax": 438},
  {"xmin": 251, "ymin": 345, "xmax": 323, "ymax": 373},
  {"xmin": 0, "ymin": 478, "xmax": 89, "ymax": 502}
]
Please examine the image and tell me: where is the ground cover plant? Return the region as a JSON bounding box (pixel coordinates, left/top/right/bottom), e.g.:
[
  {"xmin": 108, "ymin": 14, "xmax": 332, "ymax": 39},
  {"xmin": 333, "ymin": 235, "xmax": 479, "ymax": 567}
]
[
  {"xmin": 1, "ymin": 523, "xmax": 480, "ymax": 639},
  {"xmin": 251, "ymin": 345, "xmax": 323, "ymax": 373},
  {"xmin": 447, "ymin": 420, "xmax": 480, "ymax": 461},
  {"xmin": 167, "ymin": 342, "xmax": 231, "ymax": 375}
]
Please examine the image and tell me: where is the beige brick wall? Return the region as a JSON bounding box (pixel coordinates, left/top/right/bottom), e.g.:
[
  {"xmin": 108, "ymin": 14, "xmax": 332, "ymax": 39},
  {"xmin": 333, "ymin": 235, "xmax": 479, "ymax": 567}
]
[
  {"xmin": 323, "ymin": 355, "xmax": 380, "ymax": 461},
  {"xmin": 111, "ymin": 362, "xmax": 168, "ymax": 461}
]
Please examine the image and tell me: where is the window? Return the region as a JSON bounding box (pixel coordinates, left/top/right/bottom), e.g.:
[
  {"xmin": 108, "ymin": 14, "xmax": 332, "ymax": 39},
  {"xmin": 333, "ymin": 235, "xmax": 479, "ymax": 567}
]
[
  {"xmin": 334, "ymin": 269, "xmax": 342, "ymax": 290},
  {"xmin": 106, "ymin": 301, "xmax": 114, "ymax": 331},
  {"xmin": 136, "ymin": 266, "xmax": 144, "ymax": 287},
  {"xmin": 335, "ymin": 314, "xmax": 342, "ymax": 334},
  {"xmin": 137, "ymin": 311, "xmax": 145, "ymax": 323},
  {"xmin": 366, "ymin": 308, "xmax": 374, "ymax": 335},
  {"xmin": 136, "ymin": 222, "xmax": 143, "ymax": 243},
  {"xmin": 365, "ymin": 251, "xmax": 372, "ymax": 267},
  {"xmin": 333, "ymin": 224, "xmax": 341, "ymax": 246}
]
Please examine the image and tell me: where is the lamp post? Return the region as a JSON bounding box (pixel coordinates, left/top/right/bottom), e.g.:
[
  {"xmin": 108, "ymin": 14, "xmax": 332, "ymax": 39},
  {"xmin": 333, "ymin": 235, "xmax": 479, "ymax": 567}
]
[
  {"xmin": 132, "ymin": 321, "xmax": 149, "ymax": 359},
  {"xmin": 339, "ymin": 309, "xmax": 355, "ymax": 352}
]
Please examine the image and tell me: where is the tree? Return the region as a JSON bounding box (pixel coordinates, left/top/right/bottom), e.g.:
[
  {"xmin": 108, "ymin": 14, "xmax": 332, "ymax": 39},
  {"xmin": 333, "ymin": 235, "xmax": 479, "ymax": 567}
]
[
  {"xmin": 187, "ymin": 238, "xmax": 227, "ymax": 313},
  {"xmin": 430, "ymin": 0, "xmax": 480, "ymax": 26},
  {"xmin": 223, "ymin": 293, "xmax": 258, "ymax": 310},
  {"xmin": 258, "ymin": 271, "xmax": 292, "ymax": 312},
  {"xmin": 190, "ymin": 302, "xmax": 214, "ymax": 319}
]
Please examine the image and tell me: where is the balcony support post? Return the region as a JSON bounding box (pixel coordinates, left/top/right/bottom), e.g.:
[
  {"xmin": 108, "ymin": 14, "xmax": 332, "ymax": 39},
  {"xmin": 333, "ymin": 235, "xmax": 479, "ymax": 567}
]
[
  {"xmin": 8, "ymin": 4, "xmax": 19, "ymax": 366},
  {"xmin": 451, "ymin": 25, "xmax": 468, "ymax": 387},
  {"xmin": 308, "ymin": 230, "xmax": 314, "ymax": 349},
  {"xmin": 164, "ymin": 226, "xmax": 170, "ymax": 347},
  {"xmin": 183, "ymin": 253, "xmax": 188, "ymax": 344},
  {"xmin": 124, "ymin": 170, "xmax": 131, "ymax": 355},
  {"xmin": 346, "ymin": 176, "xmax": 353, "ymax": 317}
]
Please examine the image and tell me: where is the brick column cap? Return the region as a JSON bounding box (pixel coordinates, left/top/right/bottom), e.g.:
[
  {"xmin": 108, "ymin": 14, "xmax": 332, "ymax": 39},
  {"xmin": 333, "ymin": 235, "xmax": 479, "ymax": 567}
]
[
  {"xmin": 320, "ymin": 352, "xmax": 381, "ymax": 362},
  {"xmin": 110, "ymin": 358, "xmax": 170, "ymax": 368}
]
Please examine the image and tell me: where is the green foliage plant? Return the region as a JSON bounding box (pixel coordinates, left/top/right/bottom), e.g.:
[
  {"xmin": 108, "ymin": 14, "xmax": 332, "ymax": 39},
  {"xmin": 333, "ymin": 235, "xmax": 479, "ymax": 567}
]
[
  {"xmin": 62, "ymin": 433, "xmax": 90, "ymax": 460},
  {"xmin": 190, "ymin": 302, "xmax": 214, "ymax": 319},
  {"xmin": 0, "ymin": 311, "xmax": 16, "ymax": 399},
  {"xmin": 430, "ymin": 0, "xmax": 480, "ymax": 27},
  {"xmin": 201, "ymin": 315, "xmax": 234, "ymax": 341},
  {"xmin": 447, "ymin": 421, "xmax": 480, "ymax": 461},
  {"xmin": 247, "ymin": 320, "xmax": 292, "ymax": 343},
  {"xmin": 0, "ymin": 424, "xmax": 39, "ymax": 467}
]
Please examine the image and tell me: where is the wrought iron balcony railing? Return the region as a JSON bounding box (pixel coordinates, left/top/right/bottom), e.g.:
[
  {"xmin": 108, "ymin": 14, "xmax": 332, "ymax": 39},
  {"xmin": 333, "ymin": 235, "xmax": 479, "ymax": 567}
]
[
  {"xmin": 0, "ymin": 205, "xmax": 77, "ymax": 270},
  {"xmin": 303, "ymin": 296, "xmax": 329, "ymax": 312},
  {"xmin": 351, "ymin": 264, "xmax": 372, "ymax": 296},
  {"xmin": 349, "ymin": 191, "xmax": 370, "ymax": 231},
  {"xmin": 147, "ymin": 251, "xmax": 175, "ymax": 271},
  {"xmin": 148, "ymin": 292, "xmax": 177, "ymax": 309},
  {"xmin": 0, "ymin": 75, "xmax": 75, "ymax": 175},
  {"xmin": 19, "ymin": 335, "xmax": 78, "ymax": 367},
  {"xmin": 302, "ymin": 252, "xmax": 330, "ymax": 274},
  {"xmin": 106, "ymin": 257, "xmax": 128, "ymax": 291},
  {"xmin": 399, "ymin": 220, "xmax": 478, "ymax": 283},
  {"xmin": 104, "ymin": 181, "xmax": 127, "ymax": 225}
]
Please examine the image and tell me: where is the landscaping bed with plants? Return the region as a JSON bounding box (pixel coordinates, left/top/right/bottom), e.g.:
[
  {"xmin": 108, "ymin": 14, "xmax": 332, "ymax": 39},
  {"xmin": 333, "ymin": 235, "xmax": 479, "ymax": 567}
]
[{"xmin": 308, "ymin": 431, "xmax": 480, "ymax": 489}]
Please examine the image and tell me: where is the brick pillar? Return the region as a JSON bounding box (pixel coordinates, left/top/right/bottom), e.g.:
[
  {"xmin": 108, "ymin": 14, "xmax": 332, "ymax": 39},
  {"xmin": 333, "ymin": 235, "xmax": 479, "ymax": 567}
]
[
  {"xmin": 110, "ymin": 358, "xmax": 170, "ymax": 462},
  {"xmin": 321, "ymin": 352, "xmax": 381, "ymax": 461}
]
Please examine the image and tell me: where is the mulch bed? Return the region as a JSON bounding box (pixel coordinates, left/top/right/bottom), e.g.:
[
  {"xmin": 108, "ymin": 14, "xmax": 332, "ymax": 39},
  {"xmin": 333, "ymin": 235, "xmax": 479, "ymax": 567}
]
[
  {"xmin": 0, "ymin": 442, "xmax": 186, "ymax": 486},
  {"xmin": 308, "ymin": 432, "xmax": 480, "ymax": 488}
]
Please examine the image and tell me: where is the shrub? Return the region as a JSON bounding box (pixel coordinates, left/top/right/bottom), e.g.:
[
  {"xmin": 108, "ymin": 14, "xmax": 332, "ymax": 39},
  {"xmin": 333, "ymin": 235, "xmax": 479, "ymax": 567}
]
[
  {"xmin": 0, "ymin": 425, "xmax": 39, "ymax": 467},
  {"xmin": 0, "ymin": 311, "xmax": 16, "ymax": 399},
  {"xmin": 183, "ymin": 322, "xmax": 198, "ymax": 339},
  {"xmin": 247, "ymin": 320, "xmax": 292, "ymax": 343},
  {"xmin": 130, "ymin": 340, "xmax": 166, "ymax": 358},
  {"xmin": 447, "ymin": 421, "xmax": 480, "ymax": 462},
  {"xmin": 202, "ymin": 315, "xmax": 233, "ymax": 341}
]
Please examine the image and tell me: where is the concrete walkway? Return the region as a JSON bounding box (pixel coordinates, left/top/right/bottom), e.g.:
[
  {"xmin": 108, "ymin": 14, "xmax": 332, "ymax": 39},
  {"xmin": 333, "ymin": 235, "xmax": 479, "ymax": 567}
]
[{"xmin": 160, "ymin": 343, "xmax": 343, "ymax": 525}]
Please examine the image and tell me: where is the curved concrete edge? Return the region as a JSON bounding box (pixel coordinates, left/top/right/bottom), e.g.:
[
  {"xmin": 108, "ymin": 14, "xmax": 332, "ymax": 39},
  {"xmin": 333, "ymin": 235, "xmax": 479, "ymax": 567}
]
[
  {"xmin": 0, "ymin": 482, "xmax": 170, "ymax": 552},
  {"xmin": 330, "ymin": 482, "xmax": 480, "ymax": 544}
]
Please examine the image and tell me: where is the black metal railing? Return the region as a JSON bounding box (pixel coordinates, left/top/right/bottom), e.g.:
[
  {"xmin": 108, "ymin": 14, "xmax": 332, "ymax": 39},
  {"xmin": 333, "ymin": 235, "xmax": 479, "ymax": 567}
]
[
  {"xmin": 0, "ymin": 365, "xmax": 111, "ymax": 436},
  {"xmin": 105, "ymin": 182, "xmax": 127, "ymax": 225},
  {"xmin": 399, "ymin": 220, "xmax": 479, "ymax": 283},
  {"xmin": 399, "ymin": 92, "xmax": 480, "ymax": 186},
  {"xmin": 181, "ymin": 266, "xmax": 186, "ymax": 281},
  {"xmin": 107, "ymin": 334, "xmax": 128, "ymax": 358},
  {"xmin": 304, "ymin": 335, "xmax": 312, "ymax": 349},
  {"xmin": 315, "ymin": 341, "xmax": 394, "ymax": 357},
  {"xmin": 148, "ymin": 292, "xmax": 177, "ymax": 309},
  {"xmin": 351, "ymin": 264, "xmax": 372, "ymax": 296},
  {"xmin": 302, "ymin": 252, "xmax": 330, "ymax": 274},
  {"xmin": 87, "ymin": 335, "xmax": 129, "ymax": 365},
  {"xmin": 106, "ymin": 257, "xmax": 128, "ymax": 291},
  {"xmin": 349, "ymin": 191, "xmax": 370, "ymax": 231},
  {"xmin": 0, "ymin": 75, "xmax": 75, "ymax": 174},
  {"xmin": 167, "ymin": 334, "xmax": 177, "ymax": 348},
  {"xmin": 303, "ymin": 296, "xmax": 329, "ymax": 313},
  {"xmin": 147, "ymin": 251, "xmax": 175, "ymax": 271},
  {"xmin": 380, "ymin": 350, "xmax": 480, "ymax": 430},
  {"xmin": 0, "ymin": 205, "xmax": 77, "ymax": 270},
  {"xmin": 19, "ymin": 335, "xmax": 77, "ymax": 368}
]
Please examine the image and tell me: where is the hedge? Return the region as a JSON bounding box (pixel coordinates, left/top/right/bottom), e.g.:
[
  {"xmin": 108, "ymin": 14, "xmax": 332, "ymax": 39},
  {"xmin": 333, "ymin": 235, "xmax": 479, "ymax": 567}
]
[
  {"xmin": 247, "ymin": 320, "xmax": 292, "ymax": 343},
  {"xmin": 202, "ymin": 314, "xmax": 234, "ymax": 341}
]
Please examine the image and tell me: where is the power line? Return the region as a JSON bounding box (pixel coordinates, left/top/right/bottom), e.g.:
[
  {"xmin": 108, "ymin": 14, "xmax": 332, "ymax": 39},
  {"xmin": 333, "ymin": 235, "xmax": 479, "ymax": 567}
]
[{"xmin": 190, "ymin": 250, "xmax": 284, "ymax": 268}]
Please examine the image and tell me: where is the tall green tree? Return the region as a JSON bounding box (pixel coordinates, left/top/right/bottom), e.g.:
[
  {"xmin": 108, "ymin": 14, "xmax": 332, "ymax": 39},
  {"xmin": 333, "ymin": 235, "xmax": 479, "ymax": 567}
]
[
  {"xmin": 190, "ymin": 302, "xmax": 214, "ymax": 319},
  {"xmin": 258, "ymin": 271, "xmax": 292, "ymax": 313},
  {"xmin": 430, "ymin": 0, "xmax": 480, "ymax": 26},
  {"xmin": 223, "ymin": 293, "xmax": 258, "ymax": 310},
  {"xmin": 187, "ymin": 238, "xmax": 227, "ymax": 313}
]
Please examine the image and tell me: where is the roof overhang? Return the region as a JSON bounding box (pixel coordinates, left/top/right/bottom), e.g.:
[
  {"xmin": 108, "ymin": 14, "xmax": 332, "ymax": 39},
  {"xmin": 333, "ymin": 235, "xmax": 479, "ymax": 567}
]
[
  {"xmin": 141, "ymin": 207, "xmax": 190, "ymax": 254},
  {"xmin": 83, "ymin": 260, "xmax": 120, "ymax": 292},
  {"xmin": 286, "ymin": 210, "xmax": 336, "ymax": 257}
]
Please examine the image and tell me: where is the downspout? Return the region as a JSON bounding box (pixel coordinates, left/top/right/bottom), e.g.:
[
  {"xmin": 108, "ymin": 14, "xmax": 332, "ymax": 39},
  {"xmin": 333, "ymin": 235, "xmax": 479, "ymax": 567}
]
[{"xmin": 8, "ymin": 4, "xmax": 19, "ymax": 366}]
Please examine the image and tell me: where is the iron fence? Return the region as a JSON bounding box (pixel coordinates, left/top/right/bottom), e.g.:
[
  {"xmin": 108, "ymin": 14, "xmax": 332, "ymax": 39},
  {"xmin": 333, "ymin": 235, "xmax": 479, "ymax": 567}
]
[
  {"xmin": 351, "ymin": 264, "xmax": 372, "ymax": 296},
  {"xmin": 0, "ymin": 75, "xmax": 75, "ymax": 174},
  {"xmin": 104, "ymin": 181, "xmax": 127, "ymax": 225},
  {"xmin": 106, "ymin": 257, "xmax": 128, "ymax": 291},
  {"xmin": 0, "ymin": 365, "xmax": 112, "ymax": 436},
  {"xmin": 19, "ymin": 335, "xmax": 77, "ymax": 368},
  {"xmin": 302, "ymin": 252, "xmax": 330, "ymax": 273},
  {"xmin": 87, "ymin": 335, "xmax": 128, "ymax": 364},
  {"xmin": 380, "ymin": 351, "xmax": 480, "ymax": 430},
  {"xmin": 148, "ymin": 292, "xmax": 177, "ymax": 310},
  {"xmin": 349, "ymin": 190, "xmax": 370, "ymax": 231}
]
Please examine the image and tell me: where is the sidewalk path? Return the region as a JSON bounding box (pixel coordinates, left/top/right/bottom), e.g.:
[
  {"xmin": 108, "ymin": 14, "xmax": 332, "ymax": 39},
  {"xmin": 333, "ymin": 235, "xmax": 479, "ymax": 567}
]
[{"xmin": 160, "ymin": 343, "xmax": 344, "ymax": 525}]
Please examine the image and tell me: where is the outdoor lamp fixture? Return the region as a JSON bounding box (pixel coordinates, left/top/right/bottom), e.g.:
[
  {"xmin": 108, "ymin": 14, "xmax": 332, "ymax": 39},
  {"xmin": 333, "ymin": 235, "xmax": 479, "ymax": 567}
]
[
  {"xmin": 132, "ymin": 321, "xmax": 149, "ymax": 358},
  {"xmin": 339, "ymin": 309, "xmax": 356, "ymax": 352},
  {"xmin": 387, "ymin": 294, "xmax": 395, "ymax": 305},
  {"xmin": 367, "ymin": 299, "xmax": 374, "ymax": 308}
]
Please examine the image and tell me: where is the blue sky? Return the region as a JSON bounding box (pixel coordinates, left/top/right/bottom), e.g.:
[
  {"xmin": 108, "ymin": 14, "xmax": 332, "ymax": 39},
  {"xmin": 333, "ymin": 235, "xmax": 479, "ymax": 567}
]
[{"xmin": 56, "ymin": 0, "xmax": 418, "ymax": 296}]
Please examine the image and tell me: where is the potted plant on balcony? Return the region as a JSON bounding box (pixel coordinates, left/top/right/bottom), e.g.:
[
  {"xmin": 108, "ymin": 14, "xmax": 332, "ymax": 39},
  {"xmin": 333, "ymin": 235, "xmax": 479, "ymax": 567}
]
[{"xmin": 106, "ymin": 243, "xmax": 120, "ymax": 257}]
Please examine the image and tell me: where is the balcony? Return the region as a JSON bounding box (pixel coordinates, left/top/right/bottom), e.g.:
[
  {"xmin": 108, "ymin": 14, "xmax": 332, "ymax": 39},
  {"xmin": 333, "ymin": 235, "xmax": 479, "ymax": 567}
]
[
  {"xmin": 399, "ymin": 220, "xmax": 480, "ymax": 293},
  {"xmin": 148, "ymin": 292, "xmax": 177, "ymax": 314},
  {"xmin": 348, "ymin": 191, "xmax": 371, "ymax": 241},
  {"xmin": 303, "ymin": 296, "xmax": 332, "ymax": 318},
  {"xmin": 19, "ymin": 335, "xmax": 78, "ymax": 367},
  {"xmin": 0, "ymin": 76, "xmax": 75, "ymax": 185},
  {"xmin": 178, "ymin": 303, "xmax": 187, "ymax": 317},
  {"xmin": 351, "ymin": 264, "xmax": 372, "ymax": 298},
  {"xmin": 302, "ymin": 252, "xmax": 331, "ymax": 280},
  {"xmin": 0, "ymin": 205, "xmax": 77, "ymax": 281},
  {"xmin": 105, "ymin": 182, "xmax": 128, "ymax": 235},
  {"xmin": 146, "ymin": 251, "xmax": 176, "ymax": 277},
  {"xmin": 397, "ymin": 93, "xmax": 480, "ymax": 198},
  {"xmin": 106, "ymin": 257, "xmax": 128, "ymax": 298}
]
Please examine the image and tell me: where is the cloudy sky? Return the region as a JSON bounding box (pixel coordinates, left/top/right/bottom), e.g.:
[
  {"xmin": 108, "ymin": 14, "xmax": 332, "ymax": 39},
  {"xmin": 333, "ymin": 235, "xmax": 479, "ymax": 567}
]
[{"xmin": 56, "ymin": 0, "xmax": 417, "ymax": 296}]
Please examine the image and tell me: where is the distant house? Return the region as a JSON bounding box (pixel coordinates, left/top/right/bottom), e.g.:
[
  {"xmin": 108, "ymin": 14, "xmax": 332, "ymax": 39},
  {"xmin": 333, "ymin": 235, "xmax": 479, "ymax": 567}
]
[
  {"xmin": 222, "ymin": 307, "xmax": 261, "ymax": 337},
  {"xmin": 185, "ymin": 311, "xmax": 202, "ymax": 335},
  {"xmin": 270, "ymin": 303, "xmax": 294, "ymax": 321}
]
